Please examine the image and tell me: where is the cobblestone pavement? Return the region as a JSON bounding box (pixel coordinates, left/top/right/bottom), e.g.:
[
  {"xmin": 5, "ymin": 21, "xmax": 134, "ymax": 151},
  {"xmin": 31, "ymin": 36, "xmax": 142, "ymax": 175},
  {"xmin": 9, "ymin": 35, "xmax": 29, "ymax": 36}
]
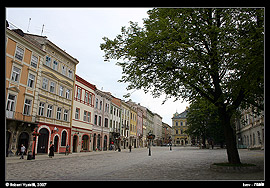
[{"xmin": 5, "ymin": 147, "xmax": 264, "ymax": 181}]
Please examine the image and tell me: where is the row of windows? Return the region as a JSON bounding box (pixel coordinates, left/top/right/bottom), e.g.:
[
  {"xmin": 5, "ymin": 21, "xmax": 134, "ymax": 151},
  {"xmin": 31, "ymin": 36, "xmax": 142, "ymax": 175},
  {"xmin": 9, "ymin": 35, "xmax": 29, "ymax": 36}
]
[
  {"xmin": 95, "ymin": 98, "xmax": 110, "ymax": 112},
  {"xmin": 175, "ymin": 121, "xmax": 187, "ymax": 126},
  {"xmin": 11, "ymin": 65, "xmax": 37, "ymax": 89},
  {"xmin": 45, "ymin": 56, "xmax": 73, "ymax": 79},
  {"xmin": 75, "ymin": 86, "xmax": 93, "ymax": 106},
  {"xmin": 242, "ymin": 131, "xmax": 262, "ymax": 146},
  {"xmin": 75, "ymin": 108, "xmax": 91, "ymax": 123},
  {"xmin": 38, "ymin": 102, "xmax": 69, "ymax": 121},
  {"xmin": 42, "ymin": 77, "xmax": 71, "ymax": 99},
  {"xmin": 94, "ymin": 115, "xmax": 109, "ymax": 127},
  {"xmin": 111, "ymin": 106, "xmax": 121, "ymax": 118},
  {"xmin": 175, "ymin": 129, "xmax": 185, "ymax": 135},
  {"xmin": 15, "ymin": 45, "xmax": 39, "ymax": 68},
  {"xmin": 6, "ymin": 94, "xmax": 33, "ymax": 116}
]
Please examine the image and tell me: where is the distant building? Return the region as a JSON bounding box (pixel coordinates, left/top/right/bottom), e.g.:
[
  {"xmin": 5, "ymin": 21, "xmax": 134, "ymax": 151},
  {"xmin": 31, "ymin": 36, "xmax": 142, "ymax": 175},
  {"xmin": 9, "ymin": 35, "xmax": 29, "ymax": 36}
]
[
  {"xmin": 93, "ymin": 89, "xmax": 111, "ymax": 151},
  {"xmin": 71, "ymin": 75, "xmax": 96, "ymax": 153},
  {"xmin": 153, "ymin": 113, "xmax": 163, "ymax": 146},
  {"xmin": 235, "ymin": 106, "xmax": 264, "ymax": 149},
  {"xmin": 162, "ymin": 122, "xmax": 172, "ymax": 145},
  {"xmin": 172, "ymin": 107, "xmax": 191, "ymax": 146},
  {"xmin": 109, "ymin": 95, "xmax": 122, "ymax": 150}
]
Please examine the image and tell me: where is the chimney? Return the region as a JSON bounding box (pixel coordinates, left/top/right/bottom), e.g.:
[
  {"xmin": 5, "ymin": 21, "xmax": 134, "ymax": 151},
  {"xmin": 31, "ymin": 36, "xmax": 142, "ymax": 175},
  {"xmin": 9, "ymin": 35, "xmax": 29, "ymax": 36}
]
[{"xmin": 12, "ymin": 29, "xmax": 24, "ymax": 37}]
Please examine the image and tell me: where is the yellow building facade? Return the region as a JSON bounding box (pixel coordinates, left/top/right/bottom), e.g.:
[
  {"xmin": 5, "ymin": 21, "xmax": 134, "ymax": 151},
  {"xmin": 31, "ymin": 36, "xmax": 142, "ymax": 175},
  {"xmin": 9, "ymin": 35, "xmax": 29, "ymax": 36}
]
[
  {"xmin": 6, "ymin": 27, "xmax": 46, "ymax": 156},
  {"xmin": 172, "ymin": 108, "xmax": 191, "ymax": 146},
  {"xmin": 129, "ymin": 103, "xmax": 138, "ymax": 148},
  {"xmin": 23, "ymin": 33, "xmax": 79, "ymax": 154}
]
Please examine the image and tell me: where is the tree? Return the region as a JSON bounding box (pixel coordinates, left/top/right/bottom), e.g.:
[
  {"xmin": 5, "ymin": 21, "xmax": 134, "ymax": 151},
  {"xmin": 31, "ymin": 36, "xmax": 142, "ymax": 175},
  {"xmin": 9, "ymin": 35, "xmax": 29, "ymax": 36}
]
[
  {"xmin": 185, "ymin": 98, "xmax": 225, "ymax": 148},
  {"xmin": 100, "ymin": 8, "xmax": 264, "ymax": 164}
]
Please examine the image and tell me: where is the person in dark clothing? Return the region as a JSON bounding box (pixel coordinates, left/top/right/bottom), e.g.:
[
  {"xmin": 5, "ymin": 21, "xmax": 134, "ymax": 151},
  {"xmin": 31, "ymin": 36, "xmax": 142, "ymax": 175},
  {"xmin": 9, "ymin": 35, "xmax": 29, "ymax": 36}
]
[
  {"xmin": 129, "ymin": 145, "xmax": 132, "ymax": 152},
  {"xmin": 49, "ymin": 144, "xmax": 54, "ymax": 158}
]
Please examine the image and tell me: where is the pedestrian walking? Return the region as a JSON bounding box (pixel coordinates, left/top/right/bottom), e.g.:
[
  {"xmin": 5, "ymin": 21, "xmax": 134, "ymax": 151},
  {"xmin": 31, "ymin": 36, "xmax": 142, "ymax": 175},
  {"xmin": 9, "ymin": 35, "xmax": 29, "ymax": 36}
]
[
  {"xmin": 49, "ymin": 144, "xmax": 54, "ymax": 158},
  {"xmin": 65, "ymin": 144, "xmax": 70, "ymax": 155},
  {"xmin": 19, "ymin": 144, "xmax": 26, "ymax": 159},
  {"xmin": 129, "ymin": 145, "xmax": 132, "ymax": 152}
]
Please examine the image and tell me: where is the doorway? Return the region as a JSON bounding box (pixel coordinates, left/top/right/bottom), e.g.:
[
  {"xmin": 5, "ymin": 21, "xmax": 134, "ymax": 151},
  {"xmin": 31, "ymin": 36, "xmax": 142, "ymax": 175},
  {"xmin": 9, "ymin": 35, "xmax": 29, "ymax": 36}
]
[
  {"xmin": 82, "ymin": 135, "xmax": 89, "ymax": 151},
  {"xmin": 6, "ymin": 131, "xmax": 11, "ymax": 157},
  {"xmin": 18, "ymin": 132, "xmax": 29, "ymax": 154},
  {"xmin": 73, "ymin": 135, "xmax": 78, "ymax": 152},
  {"xmin": 37, "ymin": 128, "xmax": 49, "ymax": 153},
  {"xmin": 93, "ymin": 134, "xmax": 96, "ymax": 151},
  {"xmin": 54, "ymin": 135, "xmax": 59, "ymax": 152}
]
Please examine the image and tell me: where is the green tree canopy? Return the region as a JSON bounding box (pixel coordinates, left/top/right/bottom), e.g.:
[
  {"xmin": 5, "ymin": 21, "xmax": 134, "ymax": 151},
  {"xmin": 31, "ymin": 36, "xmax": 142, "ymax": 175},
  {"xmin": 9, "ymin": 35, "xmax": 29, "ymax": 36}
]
[
  {"xmin": 186, "ymin": 98, "xmax": 225, "ymax": 147},
  {"xmin": 100, "ymin": 8, "xmax": 264, "ymax": 164}
]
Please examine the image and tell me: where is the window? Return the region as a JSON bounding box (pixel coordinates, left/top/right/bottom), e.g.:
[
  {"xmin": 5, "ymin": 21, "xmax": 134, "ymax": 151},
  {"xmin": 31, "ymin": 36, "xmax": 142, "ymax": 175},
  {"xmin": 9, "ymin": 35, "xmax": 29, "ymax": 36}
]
[
  {"xmin": 85, "ymin": 92, "xmax": 88, "ymax": 104},
  {"xmin": 96, "ymin": 99, "xmax": 98, "ymax": 109},
  {"xmin": 11, "ymin": 66, "xmax": 21, "ymax": 82},
  {"xmin": 62, "ymin": 65, "xmax": 66, "ymax": 75},
  {"xmin": 50, "ymin": 81, "xmax": 55, "ymax": 93},
  {"xmin": 42, "ymin": 77, "xmax": 48, "ymax": 90},
  {"xmin": 45, "ymin": 56, "xmax": 51, "ymax": 67},
  {"xmin": 75, "ymin": 108, "xmax": 80, "ymax": 120},
  {"xmin": 31, "ymin": 55, "xmax": 38, "ymax": 68},
  {"xmin": 6, "ymin": 94, "xmax": 16, "ymax": 111},
  {"xmin": 77, "ymin": 88, "xmax": 81, "ymax": 100},
  {"xmin": 105, "ymin": 118, "xmax": 108, "ymax": 127},
  {"xmin": 68, "ymin": 69, "xmax": 73, "ymax": 79},
  {"xmin": 15, "ymin": 46, "xmax": 24, "ymax": 61},
  {"xmin": 23, "ymin": 99, "xmax": 32, "ymax": 115},
  {"xmin": 89, "ymin": 94, "xmax": 92, "ymax": 105},
  {"xmin": 180, "ymin": 121, "xmax": 183, "ymax": 126},
  {"xmin": 61, "ymin": 131, "xmax": 67, "ymax": 146},
  {"xmin": 47, "ymin": 104, "xmax": 53, "ymax": 118},
  {"xmin": 94, "ymin": 115, "xmax": 97, "ymax": 125},
  {"xmin": 87, "ymin": 112, "xmax": 90, "ymax": 123},
  {"xmin": 66, "ymin": 89, "xmax": 70, "ymax": 99},
  {"xmin": 100, "ymin": 101, "xmax": 102, "ymax": 110},
  {"xmin": 83, "ymin": 111, "xmax": 87, "ymax": 121},
  {"xmin": 98, "ymin": 116, "xmax": 101, "ymax": 126},
  {"xmin": 63, "ymin": 110, "xmax": 68, "ymax": 121},
  {"xmin": 27, "ymin": 73, "xmax": 35, "ymax": 88},
  {"xmin": 57, "ymin": 107, "xmax": 62, "ymax": 120},
  {"xmin": 59, "ymin": 86, "xmax": 64, "ymax": 97},
  {"xmin": 38, "ymin": 102, "xmax": 45, "ymax": 116},
  {"xmin": 53, "ymin": 60, "xmax": 58, "ymax": 71}
]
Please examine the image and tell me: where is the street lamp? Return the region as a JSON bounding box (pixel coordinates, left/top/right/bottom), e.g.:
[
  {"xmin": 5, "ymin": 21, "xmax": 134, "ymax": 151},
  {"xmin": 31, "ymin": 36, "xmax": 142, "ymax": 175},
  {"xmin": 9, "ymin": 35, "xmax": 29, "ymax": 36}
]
[
  {"xmin": 169, "ymin": 136, "xmax": 172, "ymax": 151},
  {"xmin": 147, "ymin": 132, "xmax": 155, "ymax": 156},
  {"xmin": 32, "ymin": 128, "xmax": 40, "ymax": 160}
]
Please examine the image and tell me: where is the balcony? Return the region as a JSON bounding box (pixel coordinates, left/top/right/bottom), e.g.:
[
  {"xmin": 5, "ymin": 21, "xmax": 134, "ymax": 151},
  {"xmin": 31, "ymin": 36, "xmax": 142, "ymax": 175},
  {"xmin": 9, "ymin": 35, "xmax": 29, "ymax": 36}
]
[{"xmin": 6, "ymin": 110, "xmax": 36, "ymax": 123}]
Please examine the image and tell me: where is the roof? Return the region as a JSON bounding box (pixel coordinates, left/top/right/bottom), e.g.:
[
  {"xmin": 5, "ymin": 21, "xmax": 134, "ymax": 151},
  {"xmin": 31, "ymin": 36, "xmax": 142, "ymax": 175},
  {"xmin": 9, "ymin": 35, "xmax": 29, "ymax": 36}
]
[
  {"xmin": 172, "ymin": 109, "xmax": 189, "ymax": 119},
  {"xmin": 23, "ymin": 33, "xmax": 79, "ymax": 65},
  {"xmin": 75, "ymin": 74, "xmax": 96, "ymax": 91}
]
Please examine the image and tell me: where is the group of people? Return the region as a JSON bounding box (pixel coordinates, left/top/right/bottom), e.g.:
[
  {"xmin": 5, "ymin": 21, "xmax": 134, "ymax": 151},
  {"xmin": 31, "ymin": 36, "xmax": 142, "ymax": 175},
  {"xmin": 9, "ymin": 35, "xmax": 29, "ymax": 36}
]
[
  {"xmin": 19, "ymin": 144, "xmax": 132, "ymax": 159},
  {"xmin": 19, "ymin": 144, "xmax": 70, "ymax": 159}
]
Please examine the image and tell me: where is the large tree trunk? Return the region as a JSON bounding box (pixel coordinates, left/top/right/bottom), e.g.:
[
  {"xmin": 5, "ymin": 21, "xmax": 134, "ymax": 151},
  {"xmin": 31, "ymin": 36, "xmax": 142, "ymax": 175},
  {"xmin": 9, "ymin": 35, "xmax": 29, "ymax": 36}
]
[{"xmin": 218, "ymin": 106, "xmax": 241, "ymax": 164}]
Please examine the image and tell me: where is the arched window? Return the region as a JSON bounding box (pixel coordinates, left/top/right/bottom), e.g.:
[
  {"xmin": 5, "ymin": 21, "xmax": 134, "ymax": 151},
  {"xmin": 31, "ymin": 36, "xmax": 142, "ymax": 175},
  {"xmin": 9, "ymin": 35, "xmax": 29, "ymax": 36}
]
[{"xmin": 61, "ymin": 131, "xmax": 67, "ymax": 146}]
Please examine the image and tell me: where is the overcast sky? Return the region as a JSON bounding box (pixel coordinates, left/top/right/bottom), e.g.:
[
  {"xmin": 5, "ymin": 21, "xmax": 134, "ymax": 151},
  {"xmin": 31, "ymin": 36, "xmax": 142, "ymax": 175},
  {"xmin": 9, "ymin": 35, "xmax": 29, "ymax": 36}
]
[{"xmin": 6, "ymin": 8, "xmax": 189, "ymax": 125}]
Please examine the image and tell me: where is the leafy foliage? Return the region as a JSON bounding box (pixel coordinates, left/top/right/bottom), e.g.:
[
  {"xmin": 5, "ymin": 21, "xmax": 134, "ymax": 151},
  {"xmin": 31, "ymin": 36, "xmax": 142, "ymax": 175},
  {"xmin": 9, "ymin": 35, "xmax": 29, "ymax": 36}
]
[
  {"xmin": 100, "ymin": 8, "xmax": 264, "ymax": 164},
  {"xmin": 186, "ymin": 98, "xmax": 225, "ymax": 145}
]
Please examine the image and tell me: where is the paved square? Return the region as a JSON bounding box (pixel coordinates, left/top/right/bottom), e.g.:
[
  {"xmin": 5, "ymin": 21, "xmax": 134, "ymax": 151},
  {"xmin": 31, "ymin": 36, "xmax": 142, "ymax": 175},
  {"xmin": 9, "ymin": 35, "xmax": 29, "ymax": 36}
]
[{"xmin": 5, "ymin": 147, "xmax": 264, "ymax": 181}]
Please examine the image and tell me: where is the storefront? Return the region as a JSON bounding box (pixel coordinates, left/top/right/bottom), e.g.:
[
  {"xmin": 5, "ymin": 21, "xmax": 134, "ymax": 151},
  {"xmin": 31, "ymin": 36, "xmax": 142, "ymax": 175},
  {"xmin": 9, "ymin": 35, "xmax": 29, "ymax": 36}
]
[{"xmin": 33, "ymin": 122, "xmax": 71, "ymax": 154}]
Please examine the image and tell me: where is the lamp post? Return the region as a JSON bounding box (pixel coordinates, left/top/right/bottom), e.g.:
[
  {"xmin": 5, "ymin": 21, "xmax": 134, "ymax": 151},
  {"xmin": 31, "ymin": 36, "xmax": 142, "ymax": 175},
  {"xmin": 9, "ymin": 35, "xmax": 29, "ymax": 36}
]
[
  {"xmin": 147, "ymin": 132, "xmax": 155, "ymax": 156},
  {"xmin": 169, "ymin": 136, "xmax": 172, "ymax": 151},
  {"xmin": 32, "ymin": 128, "xmax": 40, "ymax": 160}
]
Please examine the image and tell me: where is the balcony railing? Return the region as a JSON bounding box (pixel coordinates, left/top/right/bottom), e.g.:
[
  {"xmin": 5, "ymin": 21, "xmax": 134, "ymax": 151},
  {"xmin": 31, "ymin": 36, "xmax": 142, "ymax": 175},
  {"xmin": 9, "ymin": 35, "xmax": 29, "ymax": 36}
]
[{"xmin": 6, "ymin": 110, "xmax": 35, "ymax": 123}]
